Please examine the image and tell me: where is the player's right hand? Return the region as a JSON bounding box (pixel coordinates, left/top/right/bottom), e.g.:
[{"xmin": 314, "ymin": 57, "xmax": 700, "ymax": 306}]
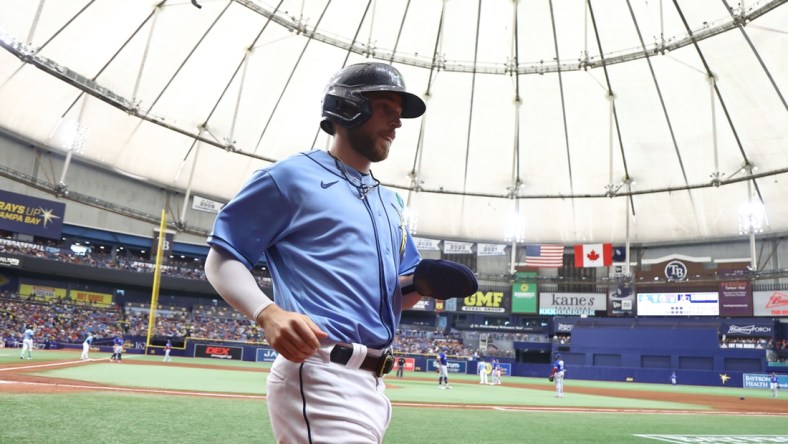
[{"xmin": 256, "ymin": 304, "xmax": 328, "ymax": 363}]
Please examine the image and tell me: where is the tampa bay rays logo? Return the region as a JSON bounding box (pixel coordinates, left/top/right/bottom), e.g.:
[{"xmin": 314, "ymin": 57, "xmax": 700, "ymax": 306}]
[{"xmin": 664, "ymin": 260, "xmax": 687, "ymax": 281}]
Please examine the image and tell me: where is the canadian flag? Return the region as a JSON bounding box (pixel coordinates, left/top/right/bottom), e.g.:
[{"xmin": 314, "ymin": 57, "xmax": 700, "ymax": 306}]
[{"xmin": 574, "ymin": 243, "xmax": 613, "ymax": 267}]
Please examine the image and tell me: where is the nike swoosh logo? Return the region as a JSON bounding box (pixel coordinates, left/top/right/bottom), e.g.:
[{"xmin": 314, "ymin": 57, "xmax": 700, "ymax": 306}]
[{"xmin": 321, "ymin": 180, "xmax": 339, "ymax": 189}]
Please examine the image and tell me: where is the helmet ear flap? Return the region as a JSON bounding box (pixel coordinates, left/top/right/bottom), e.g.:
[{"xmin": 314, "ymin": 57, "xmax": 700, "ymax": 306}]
[{"xmin": 321, "ymin": 93, "xmax": 372, "ymax": 133}]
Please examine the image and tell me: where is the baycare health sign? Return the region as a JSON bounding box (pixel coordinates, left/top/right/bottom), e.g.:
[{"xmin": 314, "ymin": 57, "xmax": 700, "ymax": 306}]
[
  {"xmin": 459, "ymin": 290, "xmax": 508, "ymax": 313},
  {"xmin": 0, "ymin": 189, "xmax": 66, "ymax": 240}
]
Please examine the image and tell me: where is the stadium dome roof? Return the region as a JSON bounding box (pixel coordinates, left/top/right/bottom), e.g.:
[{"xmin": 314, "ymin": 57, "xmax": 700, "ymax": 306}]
[{"xmin": 0, "ymin": 0, "xmax": 786, "ymax": 244}]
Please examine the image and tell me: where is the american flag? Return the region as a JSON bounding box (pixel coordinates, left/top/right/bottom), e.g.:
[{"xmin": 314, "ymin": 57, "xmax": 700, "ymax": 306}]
[{"xmin": 523, "ymin": 244, "xmax": 565, "ymax": 268}]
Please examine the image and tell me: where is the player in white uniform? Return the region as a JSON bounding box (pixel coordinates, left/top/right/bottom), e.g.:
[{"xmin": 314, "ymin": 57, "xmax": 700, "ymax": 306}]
[
  {"xmin": 80, "ymin": 332, "xmax": 93, "ymax": 360},
  {"xmin": 550, "ymin": 353, "xmax": 566, "ymax": 398},
  {"xmin": 478, "ymin": 357, "xmax": 488, "ymax": 385},
  {"xmin": 20, "ymin": 325, "xmax": 34, "ymax": 360},
  {"xmin": 163, "ymin": 339, "xmax": 173, "ymax": 362},
  {"xmin": 204, "ymin": 62, "xmax": 477, "ymax": 443}
]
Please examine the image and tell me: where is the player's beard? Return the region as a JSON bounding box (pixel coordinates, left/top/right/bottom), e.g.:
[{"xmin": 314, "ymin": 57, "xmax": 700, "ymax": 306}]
[{"xmin": 347, "ymin": 126, "xmax": 390, "ymax": 163}]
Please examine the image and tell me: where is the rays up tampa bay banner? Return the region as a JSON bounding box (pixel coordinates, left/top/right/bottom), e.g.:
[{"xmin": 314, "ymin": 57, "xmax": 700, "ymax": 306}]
[{"xmin": 0, "ymin": 189, "xmax": 66, "ymax": 240}]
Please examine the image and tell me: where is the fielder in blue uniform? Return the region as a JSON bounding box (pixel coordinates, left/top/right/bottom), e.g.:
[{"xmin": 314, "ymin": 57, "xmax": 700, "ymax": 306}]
[
  {"xmin": 205, "ymin": 62, "xmax": 477, "ymax": 443},
  {"xmin": 437, "ymin": 349, "xmax": 451, "ymax": 389},
  {"xmin": 550, "ymin": 353, "xmax": 566, "ymax": 398},
  {"xmin": 770, "ymin": 373, "xmax": 779, "ymax": 398},
  {"xmin": 110, "ymin": 335, "xmax": 124, "ymax": 362},
  {"xmin": 20, "ymin": 325, "xmax": 34, "ymax": 360}
]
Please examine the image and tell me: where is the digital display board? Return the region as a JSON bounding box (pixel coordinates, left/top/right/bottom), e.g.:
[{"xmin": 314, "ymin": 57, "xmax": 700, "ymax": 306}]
[{"xmin": 636, "ymin": 292, "xmax": 719, "ymax": 316}]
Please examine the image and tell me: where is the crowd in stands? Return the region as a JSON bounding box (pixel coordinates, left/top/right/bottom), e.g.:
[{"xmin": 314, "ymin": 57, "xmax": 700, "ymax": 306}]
[
  {"xmin": 0, "ymin": 236, "xmax": 270, "ymax": 285},
  {"xmin": 0, "ymin": 291, "xmax": 264, "ymax": 348}
]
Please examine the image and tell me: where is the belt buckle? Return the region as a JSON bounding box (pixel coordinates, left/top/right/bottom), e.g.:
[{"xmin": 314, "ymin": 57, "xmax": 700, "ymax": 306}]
[{"xmin": 376, "ymin": 349, "xmax": 394, "ymax": 377}]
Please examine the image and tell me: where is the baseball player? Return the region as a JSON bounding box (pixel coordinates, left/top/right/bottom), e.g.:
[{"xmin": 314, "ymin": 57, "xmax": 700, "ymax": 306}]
[
  {"xmin": 770, "ymin": 372, "xmax": 779, "ymax": 398},
  {"xmin": 478, "ymin": 357, "xmax": 488, "ymax": 385},
  {"xmin": 671, "ymin": 371, "xmax": 677, "ymax": 387},
  {"xmin": 110, "ymin": 334, "xmax": 124, "ymax": 363},
  {"xmin": 205, "ymin": 62, "xmax": 478, "ymax": 443},
  {"xmin": 550, "ymin": 353, "xmax": 566, "ymax": 398},
  {"xmin": 19, "ymin": 325, "xmax": 34, "ymax": 360},
  {"xmin": 492, "ymin": 359, "xmax": 502, "ymax": 385},
  {"xmin": 163, "ymin": 339, "xmax": 173, "ymax": 362},
  {"xmin": 437, "ymin": 348, "xmax": 451, "ymax": 389},
  {"xmin": 80, "ymin": 332, "xmax": 93, "ymax": 360},
  {"xmin": 396, "ymin": 355, "xmax": 405, "ymax": 378}
]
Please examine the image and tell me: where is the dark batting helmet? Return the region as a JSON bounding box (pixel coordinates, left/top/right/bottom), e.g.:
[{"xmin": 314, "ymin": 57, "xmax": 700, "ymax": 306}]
[{"xmin": 320, "ymin": 62, "xmax": 426, "ymax": 135}]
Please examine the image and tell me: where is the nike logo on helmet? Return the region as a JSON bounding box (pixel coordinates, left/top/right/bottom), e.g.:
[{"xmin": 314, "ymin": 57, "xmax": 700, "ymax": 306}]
[{"xmin": 321, "ymin": 180, "xmax": 339, "ymax": 189}]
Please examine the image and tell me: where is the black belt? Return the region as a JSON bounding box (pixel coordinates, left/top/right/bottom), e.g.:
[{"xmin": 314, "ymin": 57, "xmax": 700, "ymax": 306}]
[{"xmin": 329, "ymin": 344, "xmax": 394, "ymax": 377}]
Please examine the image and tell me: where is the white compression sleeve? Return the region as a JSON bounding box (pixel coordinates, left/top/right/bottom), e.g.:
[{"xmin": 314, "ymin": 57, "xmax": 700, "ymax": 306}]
[{"xmin": 204, "ymin": 247, "xmax": 273, "ymax": 321}]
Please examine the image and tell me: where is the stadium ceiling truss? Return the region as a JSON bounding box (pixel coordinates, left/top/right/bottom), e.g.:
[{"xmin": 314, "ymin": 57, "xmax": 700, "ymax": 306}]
[{"xmin": 0, "ymin": 0, "xmax": 786, "ymax": 245}]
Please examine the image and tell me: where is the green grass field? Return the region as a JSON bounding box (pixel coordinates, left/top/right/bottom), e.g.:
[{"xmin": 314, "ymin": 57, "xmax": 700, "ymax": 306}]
[{"xmin": 1, "ymin": 350, "xmax": 785, "ymax": 443}]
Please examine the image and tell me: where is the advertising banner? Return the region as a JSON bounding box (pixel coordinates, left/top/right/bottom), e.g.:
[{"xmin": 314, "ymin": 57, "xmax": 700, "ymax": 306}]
[
  {"xmin": 256, "ymin": 347, "xmax": 279, "ymax": 362},
  {"xmin": 407, "ymin": 297, "xmax": 436, "ymax": 312},
  {"xmin": 636, "ymin": 292, "xmax": 719, "ymax": 316},
  {"xmin": 743, "ymin": 373, "xmax": 788, "ymax": 390},
  {"xmin": 539, "ymin": 293, "xmax": 606, "ymax": 316},
  {"xmin": 753, "ymin": 291, "xmax": 788, "ymax": 317},
  {"xmin": 69, "ymin": 290, "xmax": 113, "ymax": 307},
  {"xmin": 719, "ymin": 281, "xmax": 753, "ymax": 317},
  {"xmin": 609, "ymin": 284, "xmax": 635, "ymax": 317},
  {"xmin": 426, "ymin": 358, "xmax": 467, "ymax": 374},
  {"xmin": 511, "ymin": 272, "xmax": 537, "ymax": 314},
  {"xmin": 19, "ymin": 283, "xmax": 68, "ymax": 299},
  {"xmin": 0, "ymin": 255, "xmax": 22, "ymax": 268},
  {"xmin": 0, "ymin": 189, "xmax": 66, "ymax": 239},
  {"xmin": 721, "ymin": 321, "xmax": 773, "ymax": 337},
  {"xmin": 194, "ymin": 344, "xmax": 243, "ymax": 360},
  {"xmin": 0, "ymin": 272, "xmax": 17, "ymax": 291},
  {"xmin": 393, "ymin": 357, "xmax": 416, "ymax": 372},
  {"xmin": 458, "ymin": 290, "xmax": 508, "ymax": 313}
]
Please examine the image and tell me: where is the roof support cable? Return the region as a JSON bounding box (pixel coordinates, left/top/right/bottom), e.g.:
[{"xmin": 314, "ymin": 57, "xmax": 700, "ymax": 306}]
[
  {"xmin": 461, "ymin": 0, "xmax": 483, "ymax": 194},
  {"xmin": 61, "ymin": 5, "xmax": 162, "ymax": 120},
  {"xmin": 201, "ymin": 0, "xmax": 284, "ymax": 148},
  {"xmin": 132, "ymin": 2, "xmax": 166, "ymax": 105},
  {"xmin": 625, "ymin": 0, "xmax": 690, "ymax": 221},
  {"xmin": 586, "ymin": 0, "xmax": 630, "ymax": 177},
  {"xmin": 511, "ymin": 0, "xmax": 522, "ymax": 194},
  {"xmin": 178, "ymin": 131, "xmax": 203, "ymax": 229},
  {"xmin": 671, "ymin": 0, "xmax": 761, "ymax": 205},
  {"xmin": 25, "ymin": 0, "xmax": 46, "ymax": 46},
  {"xmin": 387, "ymin": 0, "xmax": 411, "ymax": 64},
  {"xmin": 548, "ymin": 0, "xmax": 574, "ymax": 197},
  {"xmin": 146, "ymin": 0, "xmax": 232, "ymax": 114},
  {"xmin": 254, "ymin": 1, "xmax": 333, "ymax": 154},
  {"xmin": 308, "ymin": 0, "xmax": 373, "ymax": 151},
  {"xmin": 709, "ymin": 76, "xmax": 721, "ymax": 185},
  {"xmin": 720, "ymin": 0, "xmax": 787, "ymax": 111},
  {"xmin": 36, "ymin": 0, "xmax": 96, "ymax": 53}
]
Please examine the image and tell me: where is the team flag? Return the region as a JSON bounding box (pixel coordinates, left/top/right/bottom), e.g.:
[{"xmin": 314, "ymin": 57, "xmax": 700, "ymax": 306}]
[
  {"xmin": 574, "ymin": 243, "xmax": 613, "ymax": 267},
  {"xmin": 523, "ymin": 244, "xmax": 565, "ymax": 268},
  {"xmin": 612, "ymin": 246, "xmax": 627, "ymax": 262}
]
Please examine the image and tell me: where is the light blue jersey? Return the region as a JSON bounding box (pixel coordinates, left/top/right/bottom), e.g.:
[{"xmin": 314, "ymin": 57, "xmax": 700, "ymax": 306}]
[
  {"xmin": 209, "ymin": 150, "xmax": 421, "ymax": 348},
  {"xmin": 84, "ymin": 335, "xmax": 93, "ymax": 345},
  {"xmin": 23, "ymin": 328, "xmax": 34, "ymax": 339}
]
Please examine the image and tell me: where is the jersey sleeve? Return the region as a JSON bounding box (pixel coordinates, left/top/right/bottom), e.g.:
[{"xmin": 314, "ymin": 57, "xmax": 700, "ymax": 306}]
[{"xmin": 208, "ymin": 170, "xmax": 292, "ymax": 269}]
